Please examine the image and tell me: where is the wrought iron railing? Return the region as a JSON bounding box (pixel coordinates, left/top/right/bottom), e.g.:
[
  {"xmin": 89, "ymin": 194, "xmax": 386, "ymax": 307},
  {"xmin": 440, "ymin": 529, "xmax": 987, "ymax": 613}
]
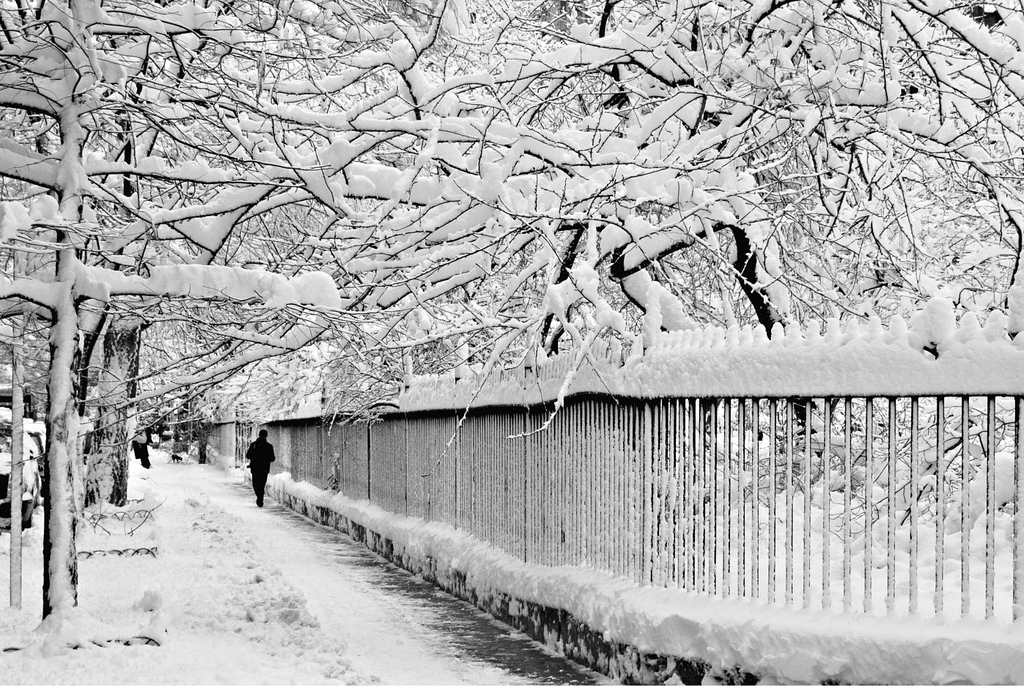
[{"xmin": 256, "ymin": 392, "xmax": 1022, "ymax": 624}]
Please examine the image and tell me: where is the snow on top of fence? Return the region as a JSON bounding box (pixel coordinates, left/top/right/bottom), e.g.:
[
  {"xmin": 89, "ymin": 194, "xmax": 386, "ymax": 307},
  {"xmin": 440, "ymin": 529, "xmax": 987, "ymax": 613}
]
[{"xmin": 398, "ymin": 297, "xmax": 1024, "ymax": 412}]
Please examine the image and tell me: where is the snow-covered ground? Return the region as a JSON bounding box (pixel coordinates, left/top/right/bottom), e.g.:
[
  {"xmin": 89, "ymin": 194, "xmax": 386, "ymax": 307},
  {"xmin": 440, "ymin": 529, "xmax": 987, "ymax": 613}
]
[
  {"xmin": 0, "ymin": 452, "xmax": 592, "ymax": 684},
  {"xmin": 5, "ymin": 446, "xmax": 1023, "ymax": 684}
]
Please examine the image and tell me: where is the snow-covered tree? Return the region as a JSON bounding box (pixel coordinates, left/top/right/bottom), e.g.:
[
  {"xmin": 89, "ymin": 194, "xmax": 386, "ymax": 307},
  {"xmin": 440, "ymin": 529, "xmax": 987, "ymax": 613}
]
[
  {"xmin": 322, "ymin": 0, "xmax": 1024, "ymax": 379},
  {"xmin": 4, "ymin": 0, "xmax": 1024, "ymax": 633},
  {"xmin": 145, "ymin": 0, "xmax": 1024, "ymax": 405},
  {"xmin": 0, "ymin": 0, "xmax": 360, "ymax": 621}
]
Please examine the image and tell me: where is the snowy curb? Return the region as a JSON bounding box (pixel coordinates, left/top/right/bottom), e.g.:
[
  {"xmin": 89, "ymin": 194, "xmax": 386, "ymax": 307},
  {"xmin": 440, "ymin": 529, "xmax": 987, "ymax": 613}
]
[{"xmin": 262, "ymin": 473, "xmax": 1024, "ymax": 685}]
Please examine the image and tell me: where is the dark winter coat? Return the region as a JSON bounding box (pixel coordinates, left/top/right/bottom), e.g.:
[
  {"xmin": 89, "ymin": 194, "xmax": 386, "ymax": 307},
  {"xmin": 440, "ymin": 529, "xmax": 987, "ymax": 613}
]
[{"xmin": 246, "ymin": 437, "xmax": 276, "ymax": 474}]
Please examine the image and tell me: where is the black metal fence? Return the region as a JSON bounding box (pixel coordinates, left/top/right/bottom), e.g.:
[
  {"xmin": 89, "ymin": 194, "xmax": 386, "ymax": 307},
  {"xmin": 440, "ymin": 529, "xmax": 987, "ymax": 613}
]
[{"xmin": 227, "ymin": 392, "xmax": 1022, "ymax": 625}]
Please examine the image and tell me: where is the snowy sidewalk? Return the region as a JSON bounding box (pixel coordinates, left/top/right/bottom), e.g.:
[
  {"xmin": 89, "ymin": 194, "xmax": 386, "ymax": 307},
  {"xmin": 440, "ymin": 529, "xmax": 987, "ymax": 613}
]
[{"xmin": 0, "ymin": 454, "xmax": 596, "ymax": 684}]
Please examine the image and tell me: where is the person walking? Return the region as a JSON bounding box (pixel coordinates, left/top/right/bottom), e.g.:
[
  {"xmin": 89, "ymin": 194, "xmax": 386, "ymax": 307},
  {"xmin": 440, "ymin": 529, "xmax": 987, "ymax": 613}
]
[
  {"xmin": 246, "ymin": 429, "xmax": 276, "ymax": 507},
  {"xmin": 132, "ymin": 433, "xmax": 151, "ymax": 469}
]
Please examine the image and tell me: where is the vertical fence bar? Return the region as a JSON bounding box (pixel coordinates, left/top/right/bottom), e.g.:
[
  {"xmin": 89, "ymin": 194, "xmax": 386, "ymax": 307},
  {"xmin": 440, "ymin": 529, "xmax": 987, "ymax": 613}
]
[
  {"xmin": 520, "ymin": 414, "xmax": 528, "ymax": 560},
  {"xmin": 986, "ymin": 395, "xmax": 996, "ymax": 620},
  {"xmin": 803, "ymin": 400, "xmax": 813, "ymax": 610},
  {"xmin": 517, "ymin": 412, "xmax": 526, "ymax": 562},
  {"xmin": 887, "ymin": 398, "xmax": 897, "ymax": 616},
  {"xmin": 541, "ymin": 412, "xmax": 549, "ymax": 566},
  {"xmin": 514, "ymin": 412, "xmax": 522, "ymax": 560},
  {"xmin": 962, "ymin": 396, "xmax": 971, "ymax": 618},
  {"xmin": 1016, "ymin": 397, "xmax": 1023, "ymax": 621},
  {"xmin": 504, "ymin": 413, "xmax": 512, "ymax": 554},
  {"xmin": 631, "ymin": 400, "xmax": 639, "ymax": 582},
  {"xmin": 498, "ymin": 414, "xmax": 506, "ymax": 552},
  {"xmin": 613, "ymin": 405, "xmax": 619, "ymax": 580},
  {"xmin": 486, "ymin": 415, "xmax": 493, "ymax": 550},
  {"xmin": 674, "ymin": 399, "xmax": 684, "ymax": 589},
  {"xmin": 704, "ymin": 399, "xmax": 712, "ymax": 593},
  {"xmin": 679, "ymin": 399, "xmax": 688, "ymax": 589},
  {"xmin": 864, "ymin": 399, "xmax": 874, "ymax": 614},
  {"xmin": 405, "ymin": 419, "xmax": 415, "ymax": 519},
  {"xmin": 598, "ymin": 401, "xmax": 602, "ymax": 573},
  {"xmin": 453, "ymin": 420, "xmax": 462, "ymax": 531},
  {"xmin": 672, "ymin": 400, "xmax": 681, "ymax": 587},
  {"xmin": 665, "ymin": 400, "xmax": 673, "ymax": 587},
  {"xmin": 601, "ymin": 402, "xmax": 608, "ymax": 575},
  {"xmin": 470, "ymin": 417, "xmax": 478, "ymax": 535},
  {"xmin": 700, "ymin": 398, "xmax": 708, "ymax": 593},
  {"xmin": 936, "ymin": 397, "xmax": 945, "ymax": 617},
  {"xmin": 582, "ymin": 404, "xmax": 590, "ymax": 568},
  {"xmin": 688, "ymin": 398, "xmax": 698, "ymax": 590},
  {"xmin": 644, "ymin": 401, "xmax": 654, "ymax": 584},
  {"xmin": 486, "ymin": 416, "xmax": 494, "ymax": 550},
  {"xmin": 560, "ymin": 407, "xmax": 570, "ymax": 567},
  {"xmin": 597, "ymin": 402, "xmax": 605, "ymax": 573},
  {"xmin": 526, "ymin": 410, "xmax": 536, "ymax": 565},
  {"xmin": 590, "ymin": 402, "xmax": 596, "ymax": 569},
  {"xmin": 611, "ymin": 401, "xmax": 618, "ymax": 576},
  {"xmin": 768, "ymin": 399, "xmax": 778, "ymax": 605},
  {"xmin": 709, "ymin": 400, "xmax": 719, "ymax": 595},
  {"xmin": 563, "ymin": 407, "xmax": 572, "ymax": 567},
  {"xmin": 499, "ymin": 413, "xmax": 507, "ymax": 552},
  {"xmin": 651, "ymin": 403, "xmax": 659, "ymax": 585},
  {"xmin": 752, "ymin": 399, "xmax": 761, "ymax": 602},
  {"xmin": 738, "ymin": 399, "xmax": 747, "ymax": 598},
  {"xmin": 659, "ymin": 400, "xmax": 668, "ymax": 586},
  {"xmin": 786, "ymin": 401, "xmax": 795, "ymax": 607},
  {"xmin": 554, "ymin": 408, "xmax": 563, "ymax": 567},
  {"xmin": 616, "ymin": 401, "xmax": 625, "ymax": 578},
  {"xmin": 658, "ymin": 400, "xmax": 666, "ymax": 585},
  {"xmin": 572, "ymin": 404, "xmax": 580, "ymax": 567},
  {"xmin": 649, "ymin": 401, "xmax": 657, "ymax": 584},
  {"xmin": 843, "ymin": 397, "xmax": 853, "ymax": 612},
  {"xmin": 910, "ymin": 398, "xmax": 920, "ymax": 615},
  {"xmin": 823, "ymin": 400, "xmax": 832, "ymax": 611},
  {"xmin": 669, "ymin": 400, "xmax": 680, "ymax": 587},
  {"xmin": 537, "ymin": 409, "xmax": 544, "ymax": 566},
  {"xmin": 571, "ymin": 403, "xmax": 580, "ymax": 567},
  {"xmin": 540, "ymin": 409, "xmax": 549, "ymax": 567},
  {"xmin": 726, "ymin": 399, "xmax": 734, "ymax": 597},
  {"xmin": 539, "ymin": 413, "xmax": 548, "ymax": 565},
  {"xmin": 623, "ymin": 403, "xmax": 632, "ymax": 583},
  {"xmin": 700, "ymin": 401, "xmax": 708, "ymax": 593}
]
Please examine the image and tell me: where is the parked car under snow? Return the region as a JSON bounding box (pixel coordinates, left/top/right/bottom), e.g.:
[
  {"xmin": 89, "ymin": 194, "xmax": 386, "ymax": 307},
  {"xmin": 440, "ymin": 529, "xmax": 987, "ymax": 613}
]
[{"xmin": 0, "ymin": 415, "xmax": 45, "ymax": 530}]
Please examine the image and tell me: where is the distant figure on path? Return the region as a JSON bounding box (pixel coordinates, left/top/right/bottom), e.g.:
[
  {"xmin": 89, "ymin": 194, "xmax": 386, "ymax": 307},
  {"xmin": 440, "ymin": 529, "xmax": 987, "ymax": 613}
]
[
  {"xmin": 246, "ymin": 429, "xmax": 276, "ymax": 507},
  {"xmin": 132, "ymin": 433, "xmax": 151, "ymax": 469}
]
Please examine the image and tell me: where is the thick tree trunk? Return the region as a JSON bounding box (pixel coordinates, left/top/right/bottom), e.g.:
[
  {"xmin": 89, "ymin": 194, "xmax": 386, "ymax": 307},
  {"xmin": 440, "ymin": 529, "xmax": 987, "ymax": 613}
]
[
  {"xmin": 45, "ymin": 94, "xmax": 87, "ymax": 619},
  {"xmin": 85, "ymin": 318, "xmax": 140, "ymax": 507},
  {"xmin": 43, "ymin": 283, "xmax": 81, "ymax": 619}
]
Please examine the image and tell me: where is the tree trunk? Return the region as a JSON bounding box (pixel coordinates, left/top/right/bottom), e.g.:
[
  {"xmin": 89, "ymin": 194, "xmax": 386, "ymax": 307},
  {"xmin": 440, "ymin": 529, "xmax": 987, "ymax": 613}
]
[
  {"xmin": 85, "ymin": 318, "xmax": 141, "ymax": 507},
  {"xmin": 45, "ymin": 95, "xmax": 87, "ymax": 619},
  {"xmin": 42, "ymin": 281, "xmax": 81, "ymax": 619}
]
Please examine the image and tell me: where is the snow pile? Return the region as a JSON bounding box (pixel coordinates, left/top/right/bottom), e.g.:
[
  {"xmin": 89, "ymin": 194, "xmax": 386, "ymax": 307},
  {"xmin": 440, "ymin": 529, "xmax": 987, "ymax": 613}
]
[
  {"xmin": 399, "ymin": 298, "xmax": 1024, "ymax": 411},
  {"xmin": 268, "ymin": 472, "xmax": 1024, "ymax": 684}
]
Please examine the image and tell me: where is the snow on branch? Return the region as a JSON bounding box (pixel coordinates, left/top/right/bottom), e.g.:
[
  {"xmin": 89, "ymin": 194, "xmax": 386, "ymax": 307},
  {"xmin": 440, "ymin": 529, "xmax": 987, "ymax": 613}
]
[{"xmin": 75, "ymin": 263, "xmax": 342, "ymax": 310}]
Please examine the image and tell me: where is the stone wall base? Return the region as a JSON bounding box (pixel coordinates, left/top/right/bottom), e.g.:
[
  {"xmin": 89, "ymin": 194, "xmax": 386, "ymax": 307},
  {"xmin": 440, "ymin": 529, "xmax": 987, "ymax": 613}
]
[{"xmin": 265, "ymin": 481, "xmax": 761, "ymax": 685}]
